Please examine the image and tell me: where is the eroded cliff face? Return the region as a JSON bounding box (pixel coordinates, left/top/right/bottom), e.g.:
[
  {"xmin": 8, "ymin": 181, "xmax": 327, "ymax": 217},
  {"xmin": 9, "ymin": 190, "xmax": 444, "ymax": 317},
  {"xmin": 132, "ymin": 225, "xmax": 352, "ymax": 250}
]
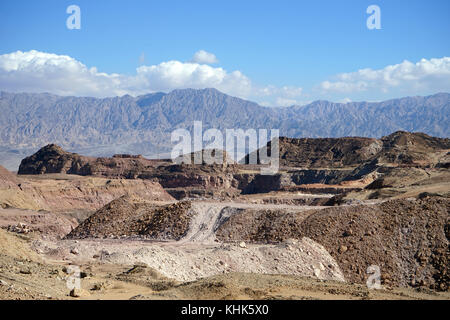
[
  {"xmin": 16, "ymin": 145, "xmax": 243, "ymax": 199},
  {"xmin": 14, "ymin": 131, "xmax": 450, "ymax": 198},
  {"xmin": 0, "ymin": 170, "xmax": 174, "ymax": 212},
  {"xmin": 15, "ymin": 144, "xmax": 356, "ymax": 196}
]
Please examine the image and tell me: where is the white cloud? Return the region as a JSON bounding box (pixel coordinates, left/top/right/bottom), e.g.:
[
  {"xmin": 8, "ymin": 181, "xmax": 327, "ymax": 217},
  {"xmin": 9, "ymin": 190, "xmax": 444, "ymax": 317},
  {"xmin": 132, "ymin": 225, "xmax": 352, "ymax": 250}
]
[
  {"xmin": 0, "ymin": 50, "xmax": 302, "ymax": 106},
  {"xmin": 319, "ymin": 57, "xmax": 450, "ymax": 94},
  {"xmin": 0, "ymin": 50, "xmax": 129, "ymax": 97},
  {"xmin": 1, "ymin": 50, "xmax": 449, "ymax": 106},
  {"xmin": 338, "ymin": 97, "xmax": 352, "ymax": 103},
  {"xmin": 133, "ymin": 60, "xmax": 253, "ymax": 98},
  {"xmin": 190, "ymin": 50, "xmax": 219, "ymax": 64},
  {"xmin": 0, "ymin": 50, "xmax": 251, "ymax": 98},
  {"xmin": 274, "ymin": 97, "xmax": 300, "ymax": 107}
]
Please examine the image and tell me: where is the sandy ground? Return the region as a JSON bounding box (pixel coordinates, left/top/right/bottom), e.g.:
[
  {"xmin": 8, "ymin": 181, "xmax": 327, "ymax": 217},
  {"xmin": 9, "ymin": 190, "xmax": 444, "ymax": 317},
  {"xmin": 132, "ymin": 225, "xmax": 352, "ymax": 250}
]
[
  {"xmin": 1, "ymin": 229, "xmax": 449, "ymax": 300},
  {"xmin": 31, "ymin": 202, "xmax": 344, "ymax": 282},
  {"xmin": 32, "ymin": 237, "xmax": 345, "ymax": 282},
  {"xmin": 1, "ymin": 237, "xmax": 449, "ymax": 300},
  {"xmin": 0, "ymin": 187, "xmax": 448, "ymax": 300}
]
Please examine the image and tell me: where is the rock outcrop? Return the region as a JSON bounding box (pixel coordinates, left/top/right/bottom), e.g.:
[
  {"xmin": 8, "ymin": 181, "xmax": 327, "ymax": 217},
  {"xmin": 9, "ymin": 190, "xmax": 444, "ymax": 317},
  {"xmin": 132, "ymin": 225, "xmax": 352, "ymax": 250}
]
[
  {"xmin": 17, "ymin": 144, "xmax": 163, "ymax": 177},
  {"xmin": 18, "ymin": 145, "xmax": 241, "ymax": 199},
  {"xmin": 375, "ymin": 131, "xmax": 450, "ymax": 165},
  {"xmin": 245, "ymin": 131, "xmax": 450, "ymax": 169},
  {"xmin": 15, "ymin": 131, "xmax": 450, "ymax": 198}
]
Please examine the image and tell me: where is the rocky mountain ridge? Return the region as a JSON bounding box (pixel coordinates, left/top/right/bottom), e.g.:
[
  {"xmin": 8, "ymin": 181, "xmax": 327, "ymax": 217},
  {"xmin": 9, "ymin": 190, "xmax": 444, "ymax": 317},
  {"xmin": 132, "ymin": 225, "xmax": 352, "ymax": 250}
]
[
  {"xmin": 15, "ymin": 131, "xmax": 450, "ymax": 199},
  {"xmin": 1, "ymin": 90, "xmax": 449, "ymax": 170}
]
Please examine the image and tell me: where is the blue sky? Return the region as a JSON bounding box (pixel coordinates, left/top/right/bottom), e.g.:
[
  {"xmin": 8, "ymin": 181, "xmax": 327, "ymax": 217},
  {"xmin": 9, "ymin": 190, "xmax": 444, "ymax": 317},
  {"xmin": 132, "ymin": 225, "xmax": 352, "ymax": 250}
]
[{"xmin": 0, "ymin": 0, "xmax": 449, "ymax": 105}]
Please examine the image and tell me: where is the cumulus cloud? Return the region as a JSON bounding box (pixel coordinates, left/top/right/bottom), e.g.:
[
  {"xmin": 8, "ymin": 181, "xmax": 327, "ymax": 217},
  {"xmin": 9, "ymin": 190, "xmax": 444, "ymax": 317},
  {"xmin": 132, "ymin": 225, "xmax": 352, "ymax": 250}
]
[
  {"xmin": 0, "ymin": 50, "xmax": 303, "ymax": 106},
  {"xmin": 339, "ymin": 97, "xmax": 352, "ymax": 103},
  {"xmin": 134, "ymin": 61, "xmax": 251, "ymax": 96},
  {"xmin": 1, "ymin": 50, "xmax": 449, "ymax": 106},
  {"xmin": 190, "ymin": 50, "xmax": 219, "ymax": 64},
  {"xmin": 319, "ymin": 57, "xmax": 450, "ymax": 94},
  {"xmin": 0, "ymin": 50, "xmax": 129, "ymax": 97},
  {"xmin": 0, "ymin": 50, "xmax": 251, "ymax": 98}
]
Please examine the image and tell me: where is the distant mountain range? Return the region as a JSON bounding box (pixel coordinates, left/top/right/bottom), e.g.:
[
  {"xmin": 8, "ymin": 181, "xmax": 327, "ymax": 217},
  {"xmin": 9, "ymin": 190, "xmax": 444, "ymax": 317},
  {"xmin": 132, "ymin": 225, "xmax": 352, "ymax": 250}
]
[{"xmin": 0, "ymin": 89, "xmax": 449, "ymax": 170}]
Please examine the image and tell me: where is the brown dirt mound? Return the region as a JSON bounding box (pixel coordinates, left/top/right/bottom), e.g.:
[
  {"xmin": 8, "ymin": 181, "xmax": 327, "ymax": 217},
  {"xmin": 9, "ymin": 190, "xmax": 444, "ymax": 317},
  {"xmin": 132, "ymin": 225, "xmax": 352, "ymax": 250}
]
[
  {"xmin": 138, "ymin": 201, "xmax": 192, "ymax": 240},
  {"xmin": 216, "ymin": 197, "xmax": 449, "ymax": 291},
  {"xmin": 301, "ymin": 198, "xmax": 449, "ymax": 291},
  {"xmin": 382, "ymin": 131, "xmax": 450, "ymax": 153},
  {"xmin": 65, "ymin": 197, "xmax": 191, "ymax": 240},
  {"xmin": 216, "ymin": 209, "xmax": 309, "ymax": 243},
  {"xmin": 18, "ymin": 144, "xmax": 92, "ymax": 175}
]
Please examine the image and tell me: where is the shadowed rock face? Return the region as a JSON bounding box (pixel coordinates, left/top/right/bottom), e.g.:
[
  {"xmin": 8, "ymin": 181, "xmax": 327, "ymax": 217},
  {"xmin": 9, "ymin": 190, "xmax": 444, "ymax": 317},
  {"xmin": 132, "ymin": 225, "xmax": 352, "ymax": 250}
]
[
  {"xmin": 18, "ymin": 145, "xmax": 235, "ymax": 176},
  {"xmin": 22, "ymin": 131, "xmax": 445, "ymax": 178},
  {"xmin": 277, "ymin": 136, "xmax": 383, "ymax": 168},
  {"xmin": 376, "ymin": 131, "xmax": 450, "ymax": 165},
  {"xmin": 16, "ymin": 130, "xmax": 450, "ymax": 198},
  {"xmin": 18, "ymin": 144, "xmax": 162, "ymax": 177},
  {"xmin": 242, "ymin": 136, "xmax": 381, "ymax": 168},
  {"xmin": 18, "ymin": 144, "xmax": 91, "ymax": 175},
  {"xmin": 18, "ymin": 145, "xmax": 240, "ymax": 198},
  {"xmin": 244, "ymin": 131, "xmax": 450, "ymax": 168}
]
